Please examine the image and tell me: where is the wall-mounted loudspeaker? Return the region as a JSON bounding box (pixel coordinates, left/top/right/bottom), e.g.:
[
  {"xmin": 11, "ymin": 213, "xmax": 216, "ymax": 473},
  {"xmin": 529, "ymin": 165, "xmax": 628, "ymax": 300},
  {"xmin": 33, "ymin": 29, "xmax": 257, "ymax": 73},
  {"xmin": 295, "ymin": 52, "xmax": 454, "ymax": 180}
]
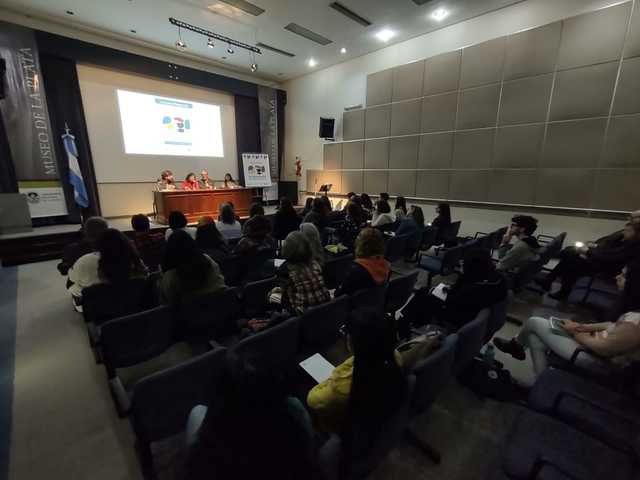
[{"xmin": 319, "ymin": 117, "xmax": 335, "ymax": 139}]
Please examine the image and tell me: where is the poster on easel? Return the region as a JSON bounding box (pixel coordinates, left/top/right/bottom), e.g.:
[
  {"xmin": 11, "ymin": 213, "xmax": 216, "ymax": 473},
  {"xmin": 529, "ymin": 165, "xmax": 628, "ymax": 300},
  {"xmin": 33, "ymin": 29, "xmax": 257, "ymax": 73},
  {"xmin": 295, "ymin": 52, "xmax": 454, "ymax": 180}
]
[{"xmin": 242, "ymin": 153, "xmax": 273, "ymax": 188}]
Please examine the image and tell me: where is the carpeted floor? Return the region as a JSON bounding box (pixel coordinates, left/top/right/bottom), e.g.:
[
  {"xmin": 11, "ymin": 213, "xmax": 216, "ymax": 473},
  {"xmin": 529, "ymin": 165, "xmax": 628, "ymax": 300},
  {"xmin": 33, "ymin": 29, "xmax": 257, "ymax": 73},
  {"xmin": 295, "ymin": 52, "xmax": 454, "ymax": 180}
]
[{"xmin": 4, "ymin": 259, "xmax": 581, "ymax": 479}]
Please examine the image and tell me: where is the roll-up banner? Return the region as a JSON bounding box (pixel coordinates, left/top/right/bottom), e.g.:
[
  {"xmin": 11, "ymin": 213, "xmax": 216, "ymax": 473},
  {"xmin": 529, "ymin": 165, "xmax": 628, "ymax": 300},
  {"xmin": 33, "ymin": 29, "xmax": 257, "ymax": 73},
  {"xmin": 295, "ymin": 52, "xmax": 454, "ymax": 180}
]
[{"xmin": 0, "ymin": 21, "xmax": 67, "ymax": 218}]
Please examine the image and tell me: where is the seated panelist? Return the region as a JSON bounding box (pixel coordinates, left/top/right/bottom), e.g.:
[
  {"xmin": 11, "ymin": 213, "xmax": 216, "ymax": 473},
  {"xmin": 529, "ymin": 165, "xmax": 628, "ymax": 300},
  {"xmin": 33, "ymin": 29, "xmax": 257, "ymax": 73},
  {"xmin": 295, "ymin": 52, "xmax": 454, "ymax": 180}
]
[
  {"xmin": 182, "ymin": 172, "xmax": 200, "ymax": 191},
  {"xmin": 157, "ymin": 169, "xmax": 176, "ymax": 191},
  {"xmin": 199, "ymin": 170, "xmax": 214, "ymax": 190},
  {"xmin": 222, "ymin": 173, "xmax": 239, "ymax": 189}
]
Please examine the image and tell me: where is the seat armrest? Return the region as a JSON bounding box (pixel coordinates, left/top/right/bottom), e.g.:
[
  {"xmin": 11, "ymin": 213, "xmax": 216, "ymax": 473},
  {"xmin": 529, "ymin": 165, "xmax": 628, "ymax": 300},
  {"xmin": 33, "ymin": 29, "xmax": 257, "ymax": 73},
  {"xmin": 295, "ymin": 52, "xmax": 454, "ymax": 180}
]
[
  {"xmin": 552, "ymin": 390, "xmax": 637, "ymax": 425},
  {"xmin": 530, "ymin": 456, "xmax": 582, "ymax": 480}
]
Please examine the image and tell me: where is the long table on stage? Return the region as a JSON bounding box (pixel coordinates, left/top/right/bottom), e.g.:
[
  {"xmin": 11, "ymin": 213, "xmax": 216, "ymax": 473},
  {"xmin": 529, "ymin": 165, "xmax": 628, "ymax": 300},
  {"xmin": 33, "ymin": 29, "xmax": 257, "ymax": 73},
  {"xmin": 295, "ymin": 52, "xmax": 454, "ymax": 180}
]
[{"xmin": 154, "ymin": 188, "xmax": 256, "ymax": 224}]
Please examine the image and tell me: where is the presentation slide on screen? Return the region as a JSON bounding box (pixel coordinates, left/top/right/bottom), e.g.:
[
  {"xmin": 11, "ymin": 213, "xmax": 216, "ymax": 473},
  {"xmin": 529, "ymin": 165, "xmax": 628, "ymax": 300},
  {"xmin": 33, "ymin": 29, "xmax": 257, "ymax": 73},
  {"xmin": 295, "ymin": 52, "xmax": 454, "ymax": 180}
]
[{"xmin": 117, "ymin": 89, "xmax": 224, "ymax": 157}]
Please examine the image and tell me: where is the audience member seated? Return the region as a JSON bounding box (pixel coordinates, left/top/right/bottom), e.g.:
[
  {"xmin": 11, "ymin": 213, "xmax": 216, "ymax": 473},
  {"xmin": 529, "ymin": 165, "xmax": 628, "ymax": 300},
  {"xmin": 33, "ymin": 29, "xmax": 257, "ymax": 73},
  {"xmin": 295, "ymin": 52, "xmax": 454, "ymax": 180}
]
[
  {"xmin": 165, "ymin": 211, "xmax": 196, "ymax": 240},
  {"xmin": 130, "ymin": 214, "xmax": 165, "ymax": 268},
  {"xmin": 181, "ymin": 172, "xmax": 200, "ymax": 191},
  {"xmin": 273, "ymin": 196, "xmax": 302, "ymax": 240},
  {"xmin": 307, "ymin": 308, "xmax": 406, "ymax": 436},
  {"xmin": 248, "ymin": 202, "xmax": 265, "ymax": 219},
  {"xmin": 68, "ymin": 228, "xmax": 147, "ymax": 308},
  {"xmin": 371, "ymin": 200, "xmax": 394, "ymax": 228},
  {"xmin": 495, "ymin": 261, "xmax": 640, "ymax": 381},
  {"xmin": 395, "ymin": 205, "xmax": 425, "ymax": 237},
  {"xmin": 336, "ymin": 228, "xmax": 390, "ymax": 297},
  {"xmin": 277, "ymin": 231, "xmax": 331, "ymax": 315},
  {"xmin": 185, "ymin": 354, "xmax": 316, "ymax": 480},
  {"xmin": 57, "ymin": 216, "xmax": 108, "ymax": 276},
  {"xmin": 537, "ymin": 221, "xmax": 640, "ymax": 300},
  {"xmin": 199, "ymin": 169, "xmax": 214, "ymax": 190},
  {"xmin": 339, "ymin": 201, "xmax": 368, "ymax": 248},
  {"xmin": 160, "ymin": 230, "xmax": 226, "ymax": 304},
  {"xmin": 196, "ymin": 222, "xmax": 231, "ymax": 263},
  {"xmin": 234, "ymin": 215, "xmax": 276, "ymax": 255},
  {"xmin": 300, "ymin": 222, "xmax": 325, "ymax": 267},
  {"xmin": 394, "ymin": 196, "xmax": 407, "ymax": 220},
  {"xmin": 360, "ymin": 193, "xmax": 374, "ymax": 215},
  {"xmin": 301, "ymin": 197, "xmax": 314, "ymax": 218},
  {"xmin": 431, "ymin": 202, "xmax": 452, "ymax": 246},
  {"xmin": 380, "ymin": 192, "xmax": 390, "ymax": 203},
  {"xmin": 303, "ymin": 197, "xmax": 330, "ymax": 231},
  {"xmin": 402, "ymin": 249, "xmax": 507, "ymax": 337},
  {"xmin": 215, "ymin": 203, "xmax": 242, "ymax": 240},
  {"xmin": 496, "ymin": 215, "xmax": 540, "ymax": 272}
]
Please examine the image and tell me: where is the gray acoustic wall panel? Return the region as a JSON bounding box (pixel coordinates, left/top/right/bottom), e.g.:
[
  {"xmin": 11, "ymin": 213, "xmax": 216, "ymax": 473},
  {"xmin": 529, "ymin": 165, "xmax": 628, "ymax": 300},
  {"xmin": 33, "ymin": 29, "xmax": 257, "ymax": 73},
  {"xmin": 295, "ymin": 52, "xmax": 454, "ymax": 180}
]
[
  {"xmin": 504, "ymin": 23, "xmax": 562, "ymax": 80},
  {"xmin": 542, "ymin": 119, "xmax": 607, "ymax": 168},
  {"xmin": 625, "ymin": 3, "xmax": 640, "ymax": 59},
  {"xmin": 557, "ymin": 3, "xmax": 631, "ymax": 70},
  {"xmin": 323, "ymin": 171, "xmax": 343, "ymax": 194},
  {"xmin": 450, "ymin": 171, "xmax": 489, "ymax": 202},
  {"xmin": 423, "ymin": 50, "xmax": 461, "ymax": 95},
  {"xmin": 460, "ymin": 37, "xmax": 506, "ymax": 89},
  {"xmin": 323, "ymin": 143, "xmax": 342, "ymax": 170},
  {"xmin": 364, "ymin": 139, "xmax": 389, "ymax": 169},
  {"xmin": 388, "ymin": 171, "xmax": 416, "ymax": 197},
  {"xmin": 390, "ymin": 100, "xmax": 422, "ymax": 136},
  {"xmin": 365, "ymin": 105, "xmax": 391, "ymax": 139},
  {"xmin": 494, "ymin": 125, "xmax": 544, "ymax": 169},
  {"xmin": 592, "ymin": 169, "xmax": 640, "ymax": 211},
  {"xmin": 307, "ymin": 170, "xmax": 321, "ymax": 193},
  {"xmin": 392, "ymin": 60, "xmax": 425, "ymax": 102},
  {"xmin": 612, "ymin": 57, "xmax": 640, "ymax": 115},
  {"xmin": 364, "ymin": 171, "xmax": 388, "ymax": 194},
  {"xmin": 341, "ymin": 171, "xmax": 364, "ymax": 194},
  {"xmin": 366, "ymin": 69, "xmax": 393, "ymax": 107},
  {"xmin": 550, "ymin": 62, "xmax": 618, "ymax": 121},
  {"xmin": 452, "ymin": 129, "xmax": 495, "ymax": 169},
  {"xmin": 342, "ymin": 141, "xmax": 364, "ymax": 169},
  {"xmin": 321, "ymin": 3, "xmax": 639, "ymax": 213},
  {"xmin": 602, "ymin": 115, "xmax": 640, "ymax": 168},
  {"xmin": 499, "ymin": 74, "xmax": 553, "ymax": 125},
  {"xmin": 418, "ymin": 133, "xmax": 454, "ymax": 169},
  {"xmin": 488, "ymin": 170, "xmax": 537, "ymax": 205},
  {"xmin": 343, "ymin": 109, "xmax": 365, "ymax": 141},
  {"xmin": 389, "ymin": 136, "xmax": 419, "ymax": 169},
  {"xmin": 535, "ymin": 169, "xmax": 595, "ymax": 208},
  {"xmin": 421, "ymin": 92, "xmax": 457, "ymax": 132},
  {"xmin": 457, "ymin": 84, "xmax": 500, "ymax": 130},
  {"xmin": 416, "ymin": 171, "xmax": 450, "ymax": 199}
]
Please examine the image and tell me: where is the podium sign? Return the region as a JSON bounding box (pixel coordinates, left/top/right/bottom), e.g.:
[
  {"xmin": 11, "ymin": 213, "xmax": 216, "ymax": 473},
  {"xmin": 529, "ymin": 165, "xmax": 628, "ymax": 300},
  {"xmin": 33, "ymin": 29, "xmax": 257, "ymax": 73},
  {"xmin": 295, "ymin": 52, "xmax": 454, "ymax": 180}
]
[{"xmin": 242, "ymin": 153, "xmax": 272, "ymax": 188}]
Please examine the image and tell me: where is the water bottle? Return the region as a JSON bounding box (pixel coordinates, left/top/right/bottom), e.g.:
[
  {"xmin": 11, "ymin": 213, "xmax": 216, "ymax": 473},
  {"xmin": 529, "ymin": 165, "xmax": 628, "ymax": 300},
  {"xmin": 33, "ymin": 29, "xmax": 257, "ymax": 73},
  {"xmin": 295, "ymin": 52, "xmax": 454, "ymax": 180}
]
[{"xmin": 484, "ymin": 344, "xmax": 496, "ymax": 367}]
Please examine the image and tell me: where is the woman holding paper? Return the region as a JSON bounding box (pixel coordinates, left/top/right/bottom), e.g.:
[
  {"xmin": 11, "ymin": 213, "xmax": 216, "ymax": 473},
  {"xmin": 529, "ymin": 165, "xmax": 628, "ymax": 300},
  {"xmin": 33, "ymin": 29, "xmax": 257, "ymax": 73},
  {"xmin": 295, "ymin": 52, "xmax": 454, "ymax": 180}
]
[{"xmin": 494, "ymin": 261, "xmax": 640, "ymax": 380}]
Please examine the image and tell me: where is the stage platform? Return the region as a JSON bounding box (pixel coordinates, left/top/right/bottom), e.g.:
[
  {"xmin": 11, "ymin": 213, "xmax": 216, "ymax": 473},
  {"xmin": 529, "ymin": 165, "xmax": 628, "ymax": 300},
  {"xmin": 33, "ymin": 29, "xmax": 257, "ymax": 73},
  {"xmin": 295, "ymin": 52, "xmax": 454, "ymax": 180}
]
[{"xmin": 0, "ymin": 207, "xmax": 280, "ymax": 267}]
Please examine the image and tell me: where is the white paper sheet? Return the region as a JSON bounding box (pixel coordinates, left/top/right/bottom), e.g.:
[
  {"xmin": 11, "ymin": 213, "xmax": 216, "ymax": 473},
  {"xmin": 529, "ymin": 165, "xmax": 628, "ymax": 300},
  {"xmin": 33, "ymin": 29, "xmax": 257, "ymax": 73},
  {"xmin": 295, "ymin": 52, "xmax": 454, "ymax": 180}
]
[{"xmin": 299, "ymin": 353, "xmax": 335, "ymax": 384}]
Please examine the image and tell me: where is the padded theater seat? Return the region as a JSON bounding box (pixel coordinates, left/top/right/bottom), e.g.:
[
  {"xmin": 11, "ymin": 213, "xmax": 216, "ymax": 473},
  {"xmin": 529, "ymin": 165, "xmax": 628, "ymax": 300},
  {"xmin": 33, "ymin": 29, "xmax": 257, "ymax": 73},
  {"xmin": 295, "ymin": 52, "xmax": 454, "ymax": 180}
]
[
  {"xmin": 528, "ymin": 369, "xmax": 640, "ymax": 454},
  {"xmin": 503, "ymin": 411, "xmax": 635, "ymax": 480}
]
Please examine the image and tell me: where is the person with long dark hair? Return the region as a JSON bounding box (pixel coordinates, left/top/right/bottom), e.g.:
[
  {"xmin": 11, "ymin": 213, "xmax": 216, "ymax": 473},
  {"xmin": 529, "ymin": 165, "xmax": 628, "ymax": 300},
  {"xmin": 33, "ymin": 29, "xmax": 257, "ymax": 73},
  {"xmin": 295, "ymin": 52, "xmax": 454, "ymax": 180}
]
[
  {"xmin": 395, "ymin": 205, "xmax": 425, "ymax": 236},
  {"xmin": 235, "ymin": 215, "xmax": 276, "ymax": 255},
  {"xmin": 68, "ymin": 228, "xmax": 147, "ymax": 305},
  {"xmin": 371, "ymin": 199, "xmax": 394, "ymax": 228},
  {"xmin": 274, "ymin": 197, "xmax": 302, "ymax": 240},
  {"xmin": 182, "ymin": 172, "xmax": 200, "ymax": 191},
  {"xmin": 185, "ymin": 354, "xmax": 316, "ymax": 480},
  {"xmin": 394, "ymin": 196, "xmax": 407, "ymax": 220},
  {"xmin": 360, "ymin": 193, "xmax": 374, "ymax": 213},
  {"xmin": 223, "ymin": 173, "xmax": 239, "ymax": 189},
  {"xmin": 301, "ymin": 197, "xmax": 314, "ymax": 218},
  {"xmin": 432, "ymin": 203, "xmax": 452, "ymax": 245},
  {"xmin": 165, "ymin": 210, "xmax": 196, "ymax": 240},
  {"xmin": 303, "ymin": 197, "xmax": 330, "ymax": 231},
  {"xmin": 307, "ymin": 309, "xmax": 406, "ymax": 443},
  {"xmin": 196, "ymin": 222, "xmax": 230, "ymax": 263},
  {"xmin": 215, "ymin": 203, "xmax": 242, "ymax": 239},
  {"xmin": 160, "ymin": 230, "xmax": 225, "ymax": 304},
  {"xmin": 494, "ymin": 259, "xmax": 640, "ymax": 381}
]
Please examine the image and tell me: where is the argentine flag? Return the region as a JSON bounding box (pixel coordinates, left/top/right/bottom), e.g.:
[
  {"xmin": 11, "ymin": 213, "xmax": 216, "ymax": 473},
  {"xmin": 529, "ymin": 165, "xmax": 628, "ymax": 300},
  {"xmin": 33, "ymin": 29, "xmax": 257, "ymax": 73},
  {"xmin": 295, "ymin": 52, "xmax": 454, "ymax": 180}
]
[{"xmin": 62, "ymin": 124, "xmax": 89, "ymax": 208}]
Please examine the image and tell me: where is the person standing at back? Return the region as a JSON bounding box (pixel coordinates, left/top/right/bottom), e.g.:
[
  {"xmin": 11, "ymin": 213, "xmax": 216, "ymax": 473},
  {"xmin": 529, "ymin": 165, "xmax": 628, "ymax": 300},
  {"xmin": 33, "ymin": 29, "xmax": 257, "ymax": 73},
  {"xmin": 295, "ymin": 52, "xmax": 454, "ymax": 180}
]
[{"xmin": 496, "ymin": 215, "xmax": 540, "ymax": 273}]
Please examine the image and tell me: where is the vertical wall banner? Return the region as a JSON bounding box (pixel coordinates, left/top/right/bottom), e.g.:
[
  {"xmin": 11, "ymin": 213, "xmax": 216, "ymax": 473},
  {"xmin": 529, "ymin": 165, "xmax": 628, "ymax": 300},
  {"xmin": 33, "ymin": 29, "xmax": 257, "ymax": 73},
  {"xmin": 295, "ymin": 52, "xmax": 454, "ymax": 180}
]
[
  {"xmin": 258, "ymin": 85, "xmax": 278, "ymax": 181},
  {"xmin": 0, "ymin": 21, "xmax": 67, "ymax": 218}
]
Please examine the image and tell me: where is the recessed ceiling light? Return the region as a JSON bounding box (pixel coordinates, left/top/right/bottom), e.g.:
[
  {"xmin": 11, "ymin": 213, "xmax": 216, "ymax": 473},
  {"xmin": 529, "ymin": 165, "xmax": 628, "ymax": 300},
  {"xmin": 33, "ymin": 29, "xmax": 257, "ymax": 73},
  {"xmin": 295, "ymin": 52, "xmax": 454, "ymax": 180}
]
[
  {"xmin": 340, "ymin": 47, "xmax": 347, "ymax": 54},
  {"xmin": 308, "ymin": 58, "xmax": 317, "ymax": 67},
  {"xmin": 431, "ymin": 8, "xmax": 449, "ymax": 21},
  {"xmin": 375, "ymin": 29, "xmax": 395, "ymax": 42},
  {"xmin": 250, "ymin": 63, "xmax": 258, "ymax": 72},
  {"xmin": 207, "ymin": 38, "xmax": 214, "ymax": 48},
  {"xmin": 66, "ymin": 10, "xmax": 74, "ymax": 15},
  {"xmin": 130, "ymin": 29, "xmax": 137, "ymax": 34},
  {"xmin": 227, "ymin": 45, "xmax": 235, "ymax": 54}
]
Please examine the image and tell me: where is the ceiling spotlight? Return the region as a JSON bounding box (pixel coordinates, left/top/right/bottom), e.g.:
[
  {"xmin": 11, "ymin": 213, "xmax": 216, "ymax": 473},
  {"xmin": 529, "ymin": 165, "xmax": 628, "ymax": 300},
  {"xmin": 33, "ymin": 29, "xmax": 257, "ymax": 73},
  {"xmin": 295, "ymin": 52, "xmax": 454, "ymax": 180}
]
[
  {"xmin": 175, "ymin": 39, "xmax": 187, "ymax": 51},
  {"xmin": 227, "ymin": 45, "xmax": 235, "ymax": 54},
  {"xmin": 375, "ymin": 29, "xmax": 395, "ymax": 42},
  {"xmin": 251, "ymin": 63, "xmax": 258, "ymax": 72},
  {"xmin": 308, "ymin": 58, "xmax": 317, "ymax": 68},
  {"xmin": 340, "ymin": 47, "xmax": 347, "ymax": 54},
  {"xmin": 431, "ymin": 8, "xmax": 449, "ymax": 21},
  {"xmin": 207, "ymin": 38, "xmax": 214, "ymax": 48}
]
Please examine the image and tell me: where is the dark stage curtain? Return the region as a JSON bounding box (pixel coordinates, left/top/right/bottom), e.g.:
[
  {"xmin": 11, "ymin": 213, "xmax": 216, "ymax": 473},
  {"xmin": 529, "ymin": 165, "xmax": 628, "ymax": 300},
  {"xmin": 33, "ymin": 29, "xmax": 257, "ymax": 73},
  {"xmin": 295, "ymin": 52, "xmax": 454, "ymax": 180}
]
[
  {"xmin": 234, "ymin": 95, "xmax": 261, "ymax": 187},
  {"xmin": 0, "ymin": 109, "xmax": 18, "ymax": 193},
  {"xmin": 39, "ymin": 54, "xmax": 101, "ymax": 222}
]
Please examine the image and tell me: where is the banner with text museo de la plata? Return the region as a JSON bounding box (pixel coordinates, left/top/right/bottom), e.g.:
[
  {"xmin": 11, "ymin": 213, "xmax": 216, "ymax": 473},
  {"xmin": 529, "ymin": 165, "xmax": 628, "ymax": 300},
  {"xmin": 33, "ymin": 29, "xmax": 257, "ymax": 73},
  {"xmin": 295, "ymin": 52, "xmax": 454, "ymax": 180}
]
[{"xmin": 0, "ymin": 21, "xmax": 67, "ymax": 218}]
